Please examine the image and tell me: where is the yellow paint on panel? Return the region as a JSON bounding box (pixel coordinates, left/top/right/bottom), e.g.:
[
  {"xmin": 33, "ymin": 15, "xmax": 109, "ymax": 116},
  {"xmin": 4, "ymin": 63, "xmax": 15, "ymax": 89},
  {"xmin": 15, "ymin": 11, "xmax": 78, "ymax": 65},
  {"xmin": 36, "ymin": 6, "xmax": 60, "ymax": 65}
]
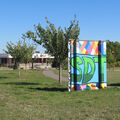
[
  {"xmin": 82, "ymin": 48, "xmax": 86, "ymax": 54},
  {"xmin": 101, "ymin": 83, "xmax": 105, "ymax": 88},
  {"xmin": 71, "ymin": 40, "xmax": 74, "ymax": 45}
]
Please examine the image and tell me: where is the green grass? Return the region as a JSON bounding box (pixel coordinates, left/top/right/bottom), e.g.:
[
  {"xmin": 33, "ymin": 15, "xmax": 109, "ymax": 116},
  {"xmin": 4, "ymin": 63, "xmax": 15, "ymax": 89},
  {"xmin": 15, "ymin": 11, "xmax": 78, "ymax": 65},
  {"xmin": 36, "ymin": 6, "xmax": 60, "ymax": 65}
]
[
  {"xmin": 53, "ymin": 69, "xmax": 68, "ymax": 78},
  {"xmin": 107, "ymin": 70, "xmax": 120, "ymax": 85},
  {"xmin": 0, "ymin": 70, "xmax": 120, "ymax": 120}
]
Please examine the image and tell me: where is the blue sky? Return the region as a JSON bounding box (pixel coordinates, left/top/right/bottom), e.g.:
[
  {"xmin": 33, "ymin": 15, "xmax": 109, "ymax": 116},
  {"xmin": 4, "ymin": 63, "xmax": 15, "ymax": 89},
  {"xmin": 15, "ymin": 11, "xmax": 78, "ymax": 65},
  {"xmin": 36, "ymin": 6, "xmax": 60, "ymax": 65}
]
[{"xmin": 0, "ymin": 0, "xmax": 120, "ymax": 53}]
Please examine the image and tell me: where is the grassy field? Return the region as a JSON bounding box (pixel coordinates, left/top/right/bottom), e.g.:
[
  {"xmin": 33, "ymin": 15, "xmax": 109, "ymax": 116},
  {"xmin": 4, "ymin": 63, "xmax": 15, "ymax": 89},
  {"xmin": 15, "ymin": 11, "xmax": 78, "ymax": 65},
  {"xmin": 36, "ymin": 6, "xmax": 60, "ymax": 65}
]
[
  {"xmin": 53, "ymin": 69, "xmax": 68, "ymax": 78},
  {"xmin": 0, "ymin": 70, "xmax": 120, "ymax": 120}
]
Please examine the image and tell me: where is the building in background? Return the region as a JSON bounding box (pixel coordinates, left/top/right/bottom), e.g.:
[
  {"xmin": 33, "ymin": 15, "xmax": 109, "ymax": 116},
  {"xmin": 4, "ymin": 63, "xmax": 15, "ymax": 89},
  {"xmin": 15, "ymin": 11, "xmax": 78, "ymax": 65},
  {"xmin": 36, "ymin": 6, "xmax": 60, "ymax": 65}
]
[
  {"xmin": 0, "ymin": 52, "xmax": 54, "ymax": 69},
  {"xmin": 0, "ymin": 53, "xmax": 14, "ymax": 67}
]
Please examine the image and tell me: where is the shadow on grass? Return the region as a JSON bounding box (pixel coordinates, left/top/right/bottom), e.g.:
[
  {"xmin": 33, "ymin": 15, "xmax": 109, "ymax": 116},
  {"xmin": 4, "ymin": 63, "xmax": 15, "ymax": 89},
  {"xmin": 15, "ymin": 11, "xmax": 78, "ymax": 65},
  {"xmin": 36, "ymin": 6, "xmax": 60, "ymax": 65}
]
[
  {"xmin": 6, "ymin": 73, "xmax": 15, "ymax": 75},
  {"xmin": 0, "ymin": 82, "xmax": 40, "ymax": 85},
  {"xmin": 109, "ymin": 83, "xmax": 120, "ymax": 87},
  {"xmin": 0, "ymin": 77, "xmax": 8, "ymax": 79},
  {"xmin": 29, "ymin": 87, "xmax": 68, "ymax": 92}
]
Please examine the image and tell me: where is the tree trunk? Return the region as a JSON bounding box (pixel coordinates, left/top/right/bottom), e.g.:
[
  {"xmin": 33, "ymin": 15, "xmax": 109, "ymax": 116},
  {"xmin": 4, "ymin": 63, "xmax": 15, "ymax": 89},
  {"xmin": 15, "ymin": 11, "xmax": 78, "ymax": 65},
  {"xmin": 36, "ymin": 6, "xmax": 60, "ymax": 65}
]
[
  {"xmin": 18, "ymin": 64, "xmax": 20, "ymax": 78},
  {"xmin": 25, "ymin": 63, "xmax": 27, "ymax": 72},
  {"xmin": 14, "ymin": 61, "xmax": 18, "ymax": 69},
  {"xmin": 59, "ymin": 64, "xmax": 62, "ymax": 84},
  {"xmin": 109, "ymin": 64, "xmax": 110, "ymax": 71},
  {"xmin": 32, "ymin": 59, "xmax": 34, "ymax": 70},
  {"xmin": 113, "ymin": 65, "xmax": 115, "ymax": 71}
]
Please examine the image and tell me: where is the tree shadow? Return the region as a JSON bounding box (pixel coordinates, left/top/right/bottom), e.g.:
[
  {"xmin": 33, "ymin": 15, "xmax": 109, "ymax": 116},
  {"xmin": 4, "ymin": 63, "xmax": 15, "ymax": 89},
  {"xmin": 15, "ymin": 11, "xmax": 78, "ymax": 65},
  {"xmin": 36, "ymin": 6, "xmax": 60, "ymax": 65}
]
[
  {"xmin": 0, "ymin": 82, "xmax": 40, "ymax": 85},
  {"xmin": 29, "ymin": 87, "xmax": 68, "ymax": 92},
  {"xmin": 6, "ymin": 73, "xmax": 15, "ymax": 74},
  {"xmin": 0, "ymin": 77, "xmax": 8, "ymax": 79},
  {"xmin": 108, "ymin": 83, "xmax": 120, "ymax": 87}
]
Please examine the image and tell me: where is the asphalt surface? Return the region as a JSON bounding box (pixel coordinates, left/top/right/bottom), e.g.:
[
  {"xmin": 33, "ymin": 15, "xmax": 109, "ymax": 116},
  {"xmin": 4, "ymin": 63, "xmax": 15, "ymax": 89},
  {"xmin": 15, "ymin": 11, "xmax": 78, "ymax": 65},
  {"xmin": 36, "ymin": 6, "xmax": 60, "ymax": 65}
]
[{"xmin": 43, "ymin": 69, "xmax": 68, "ymax": 81}]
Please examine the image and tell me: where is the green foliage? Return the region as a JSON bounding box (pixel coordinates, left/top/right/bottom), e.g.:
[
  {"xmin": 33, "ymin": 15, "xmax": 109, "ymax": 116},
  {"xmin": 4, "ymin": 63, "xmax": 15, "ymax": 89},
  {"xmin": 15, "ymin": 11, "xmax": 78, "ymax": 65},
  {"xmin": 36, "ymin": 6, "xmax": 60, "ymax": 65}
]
[
  {"xmin": 107, "ymin": 40, "xmax": 120, "ymax": 67},
  {"xmin": 116, "ymin": 61, "xmax": 120, "ymax": 67},
  {"xmin": 24, "ymin": 16, "xmax": 80, "ymax": 83},
  {"xmin": 5, "ymin": 39, "xmax": 35, "ymax": 68},
  {"xmin": 46, "ymin": 58, "xmax": 53, "ymax": 64},
  {"xmin": 22, "ymin": 37, "xmax": 35, "ymax": 64},
  {"xmin": 62, "ymin": 58, "xmax": 68, "ymax": 70},
  {"xmin": 25, "ymin": 16, "xmax": 80, "ymax": 65},
  {"xmin": 6, "ymin": 40, "xmax": 24, "ymax": 69}
]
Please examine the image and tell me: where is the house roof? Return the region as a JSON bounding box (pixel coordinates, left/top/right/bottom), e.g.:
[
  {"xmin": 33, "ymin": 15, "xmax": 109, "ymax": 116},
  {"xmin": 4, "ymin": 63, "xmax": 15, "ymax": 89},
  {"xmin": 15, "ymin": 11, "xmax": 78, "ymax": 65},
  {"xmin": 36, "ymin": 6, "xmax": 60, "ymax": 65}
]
[
  {"xmin": 32, "ymin": 53, "xmax": 54, "ymax": 58},
  {"xmin": 0, "ymin": 54, "xmax": 13, "ymax": 58},
  {"xmin": 0, "ymin": 53, "xmax": 54, "ymax": 59}
]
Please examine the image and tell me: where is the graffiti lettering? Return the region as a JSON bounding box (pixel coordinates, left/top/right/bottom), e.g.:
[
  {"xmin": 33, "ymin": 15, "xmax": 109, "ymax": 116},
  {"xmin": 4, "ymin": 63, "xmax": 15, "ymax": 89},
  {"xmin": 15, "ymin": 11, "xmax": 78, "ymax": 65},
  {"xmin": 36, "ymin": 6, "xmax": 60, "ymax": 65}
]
[
  {"xmin": 71, "ymin": 56, "xmax": 82, "ymax": 82},
  {"xmin": 83, "ymin": 57, "xmax": 95, "ymax": 84},
  {"xmin": 68, "ymin": 40, "xmax": 107, "ymax": 91},
  {"xmin": 71, "ymin": 56, "xmax": 106, "ymax": 83}
]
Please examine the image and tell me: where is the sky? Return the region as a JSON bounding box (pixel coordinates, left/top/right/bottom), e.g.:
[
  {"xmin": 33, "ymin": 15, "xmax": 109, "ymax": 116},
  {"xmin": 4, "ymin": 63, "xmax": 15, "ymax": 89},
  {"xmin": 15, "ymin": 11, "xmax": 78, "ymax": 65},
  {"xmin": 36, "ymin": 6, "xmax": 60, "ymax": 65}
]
[{"xmin": 0, "ymin": 0, "xmax": 120, "ymax": 53}]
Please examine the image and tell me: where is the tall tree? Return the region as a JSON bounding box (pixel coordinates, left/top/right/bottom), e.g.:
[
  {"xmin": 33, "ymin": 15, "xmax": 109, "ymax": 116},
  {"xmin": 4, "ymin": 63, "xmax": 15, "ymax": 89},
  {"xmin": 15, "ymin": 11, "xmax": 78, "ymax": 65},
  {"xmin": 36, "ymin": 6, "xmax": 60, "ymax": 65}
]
[{"xmin": 25, "ymin": 16, "xmax": 80, "ymax": 83}]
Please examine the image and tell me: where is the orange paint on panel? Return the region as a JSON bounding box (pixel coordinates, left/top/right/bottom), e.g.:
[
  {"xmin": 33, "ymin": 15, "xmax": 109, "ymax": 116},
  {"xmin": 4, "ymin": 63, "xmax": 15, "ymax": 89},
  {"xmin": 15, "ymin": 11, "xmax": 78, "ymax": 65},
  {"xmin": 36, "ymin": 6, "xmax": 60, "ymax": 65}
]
[{"xmin": 81, "ymin": 41, "xmax": 87, "ymax": 51}]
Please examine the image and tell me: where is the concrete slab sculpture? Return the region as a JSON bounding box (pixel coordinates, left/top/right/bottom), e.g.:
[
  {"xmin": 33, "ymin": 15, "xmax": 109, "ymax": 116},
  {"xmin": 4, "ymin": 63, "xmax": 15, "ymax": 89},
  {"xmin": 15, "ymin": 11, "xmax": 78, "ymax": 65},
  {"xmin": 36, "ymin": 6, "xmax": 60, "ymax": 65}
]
[{"xmin": 68, "ymin": 40, "xmax": 107, "ymax": 91}]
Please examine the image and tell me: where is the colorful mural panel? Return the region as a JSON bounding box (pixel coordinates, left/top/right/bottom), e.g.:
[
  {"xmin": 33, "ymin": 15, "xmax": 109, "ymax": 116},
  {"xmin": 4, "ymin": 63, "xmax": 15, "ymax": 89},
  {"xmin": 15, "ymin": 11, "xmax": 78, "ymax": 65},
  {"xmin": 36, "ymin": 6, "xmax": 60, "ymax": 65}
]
[{"xmin": 68, "ymin": 40, "xmax": 107, "ymax": 91}]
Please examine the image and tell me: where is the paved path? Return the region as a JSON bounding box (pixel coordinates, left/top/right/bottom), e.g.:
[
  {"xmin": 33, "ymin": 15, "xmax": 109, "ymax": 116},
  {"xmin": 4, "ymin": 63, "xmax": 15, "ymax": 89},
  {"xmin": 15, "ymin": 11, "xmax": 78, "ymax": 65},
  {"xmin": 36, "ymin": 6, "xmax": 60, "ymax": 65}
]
[{"xmin": 43, "ymin": 69, "xmax": 68, "ymax": 81}]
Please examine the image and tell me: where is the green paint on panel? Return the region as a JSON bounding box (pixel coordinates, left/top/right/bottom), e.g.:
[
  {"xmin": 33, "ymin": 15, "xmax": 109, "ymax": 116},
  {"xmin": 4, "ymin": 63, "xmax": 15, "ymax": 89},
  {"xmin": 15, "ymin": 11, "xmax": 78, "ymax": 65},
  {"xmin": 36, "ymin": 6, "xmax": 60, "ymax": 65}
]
[
  {"xmin": 71, "ymin": 56, "xmax": 83, "ymax": 82},
  {"xmin": 83, "ymin": 57, "xmax": 95, "ymax": 84},
  {"xmin": 71, "ymin": 74, "xmax": 82, "ymax": 82}
]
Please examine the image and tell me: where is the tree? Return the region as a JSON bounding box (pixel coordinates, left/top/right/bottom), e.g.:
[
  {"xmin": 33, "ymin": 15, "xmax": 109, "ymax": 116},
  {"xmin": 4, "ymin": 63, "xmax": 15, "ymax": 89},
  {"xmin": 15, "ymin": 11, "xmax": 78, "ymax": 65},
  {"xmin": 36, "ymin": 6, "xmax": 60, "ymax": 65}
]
[
  {"xmin": 6, "ymin": 40, "xmax": 24, "ymax": 78},
  {"xmin": 107, "ymin": 40, "xmax": 115, "ymax": 69},
  {"xmin": 113, "ymin": 41, "xmax": 120, "ymax": 61},
  {"xmin": 22, "ymin": 36, "xmax": 35, "ymax": 70},
  {"xmin": 107, "ymin": 40, "xmax": 120, "ymax": 69},
  {"xmin": 5, "ymin": 39, "xmax": 35, "ymax": 78},
  {"xmin": 25, "ymin": 16, "xmax": 80, "ymax": 83}
]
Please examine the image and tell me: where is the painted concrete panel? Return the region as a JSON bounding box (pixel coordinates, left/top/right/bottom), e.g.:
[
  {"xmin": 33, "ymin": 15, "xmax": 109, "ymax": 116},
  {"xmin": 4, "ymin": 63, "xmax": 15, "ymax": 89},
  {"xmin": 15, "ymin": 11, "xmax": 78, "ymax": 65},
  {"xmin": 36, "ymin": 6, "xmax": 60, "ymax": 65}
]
[{"xmin": 68, "ymin": 40, "xmax": 107, "ymax": 91}]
